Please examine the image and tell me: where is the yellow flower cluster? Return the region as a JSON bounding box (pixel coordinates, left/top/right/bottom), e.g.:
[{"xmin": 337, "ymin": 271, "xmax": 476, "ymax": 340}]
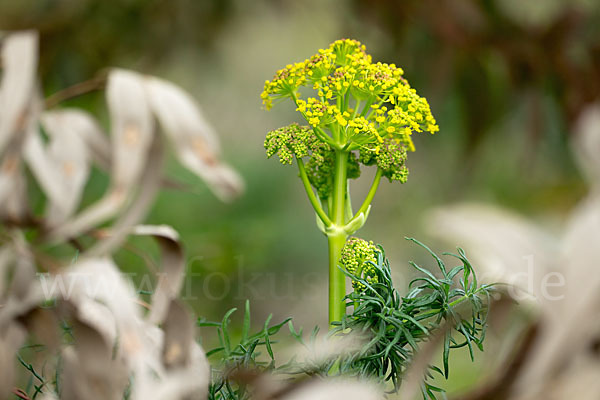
[
  {"xmin": 347, "ymin": 116, "xmax": 382, "ymax": 144},
  {"xmin": 261, "ymin": 61, "xmax": 307, "ymax": 110},
  {"xmin": 351, "ymin": 62, "xmax": 405, "ymax": 100},
  {"xmin": 261, "ymin": 39, "xmax": 439, "ymax": 154},
  {"xmin": 263, "ymin": 39, "xmax": 439, "ymax": 190},
  {"xmin": 261, "ymin": 39, "xmax": 368, "ymax": 110},
  {"xmin": 296, "ymin": 97, "xmax": 336, "ymax": 127},
  {"xmin": 295, "ymin": 97, "xmax": 354, "ymax": 129}
]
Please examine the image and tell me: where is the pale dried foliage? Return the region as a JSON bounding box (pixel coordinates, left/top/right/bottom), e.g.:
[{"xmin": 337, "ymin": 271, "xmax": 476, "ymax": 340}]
[
  {"xmin": 0, "ymin": 31, "xmax": 383, "ymax": 400},
  {"xmin": 0, "ymin": 30, "xmax": 227, "ymax": 400},
  {"xmin": 278, "ymin": 379, "xmax": 382, "ymax": 400},
  {"xmin": 425, "ymin": 103, "xmax": 600, "ymax": 399}
]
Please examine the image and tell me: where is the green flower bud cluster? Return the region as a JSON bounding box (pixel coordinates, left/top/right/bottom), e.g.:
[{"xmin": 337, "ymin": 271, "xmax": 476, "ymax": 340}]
[
  {"xmin": 359, "ymin": 137, "xmax": 409, "ymax": 183},
  {"xmin": 306, "ymin": 151, "xmax": 361, "ymax": 198},
  {"xmin": 265, "ymin": 123, "xmax": 360, "ymax": 198},
  {"xmin": 264, "ymin": 123, "xmax": 324, "ymax": 165},
  {"xmin": 340, "ymin": 237, "xmax": 379, "ymax": 292}
]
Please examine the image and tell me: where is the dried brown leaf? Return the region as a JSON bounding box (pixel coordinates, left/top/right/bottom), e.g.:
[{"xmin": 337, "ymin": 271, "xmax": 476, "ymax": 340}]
[
  {"xmin": 278, "ymin": 378, "xmax": 383, "ymax": 400},
  {"xmin": 131, "ymin": 224, "xmax": 185, "ymax": 324},
  {"xmin": 60, "ymin": 318, "xmax": 128, "ymax": 400},
  {"xmin": 278, "ymin": 332, "xmax": 365, "ymax": 370},
  {"xmin": 0, "ymin": 31, "xmax": 38, "ymax": 155},
  {"xmin": 107, "ymin": 69, "xmax": 155, "ymax": 189},
  {"xmin": 573, "ymin": 102, "xmax": 600, "ymax": 188},
  {"xmin": 0, "ymin": 96, "xmax": 39, "ymax": 223},
  {"xmin": 0, "ymin": 153, "xmax": 28, "ymax": 223},
  {"xmin": 0, "ymin": 245, "xmax": 14, "ymax": 299},
  {"xmin": 145, "ymin": 76, "xmax": 244, "ymax": 201},
  {"xmin": 85, "ymin": 132, "xmax": 164, "ymax": 256},
  {"xmin": 41, "ymin": 110, "xmax": 111, "ymax": 166},
  {"xmin": 0, "ymin": 323, "xmax": 26, "ymax": 398},
  {"xmin": 47, "ymin": 70, "xmax": 157, "ymax": 242},
  {"xmin": 47, "ymin": 257, "xmax": 141, "ymax": 340},
  {"xmin": 161, "ymin": 300, "xmax": 194, "ymax": 369},
  {"xmin": 426, "ymin": 203, "xmax": 557, "ymax": 302},
  {"xmin": 20, "ymin": 308, "xmax": 60, "ymax": 351},
  {"xmin": 0, "ymin": 32, "xmax": 38, "ymax": 222},
  {"xmin": 395, "ymin": 329, "xmax": 448, "ymax": 400},
  {"xmin": 0, "ymin": 234, "xmax": 44, "ymax": 327},
  {"xmin": 24, "ymin": 110, "xmax": 91, "ymax": 226},
  {"xmin": 512, "ymin": 194, "xmax": 600, "ymax": 397}
]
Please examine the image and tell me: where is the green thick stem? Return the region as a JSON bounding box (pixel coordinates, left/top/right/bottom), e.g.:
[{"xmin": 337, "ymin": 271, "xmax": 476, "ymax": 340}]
[
  {"xmin": 351, "ymin": 168, "xmax": 383, "ymax": 222},
  {"xmin": 328, "ymin": 233, "xmax": 347, "ymax": 326},
  {"xmin": 328, "ymin": 150, "xmax": 348, "ymax": 326},
  {"xmin": 296, "ymin": 157, "xmax": 332, "ymax": 227}
]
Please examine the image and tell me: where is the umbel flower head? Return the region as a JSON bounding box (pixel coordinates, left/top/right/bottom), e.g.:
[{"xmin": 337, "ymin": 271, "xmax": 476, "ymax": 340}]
[
  {"xmin": 262, "ymin": 39, "xmax": 438, "ymax": 198},
  {"xmin": 340, "ymin": 237, "xmax": 379, "ymax": 292}
]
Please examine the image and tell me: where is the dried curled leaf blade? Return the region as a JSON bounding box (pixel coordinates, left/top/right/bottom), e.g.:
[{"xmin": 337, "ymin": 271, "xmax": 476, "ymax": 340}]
[
  {"xmin": 43, "ymin": 111, "xmax": 103, "ymax": 223},
  {"xmin": 514, "ymin": 195, "xmax": 600, "ymax": 397},
  {"xmin": 0, "ymin": 32, "xmax": 39, "ymax": 222},
  {"xmin": 132, "ymin": 224, "xmax": 180, "ymax": 242},
  {"xmin": 278, "ymin": 378, "xmax": 383, "ymax": 400},
  {"xmin": 143, "ymin": 76, "xmax": 220, "ymax": 152},
  {"xmin": 561, "ymin": 195, "xmax": 600, "ymax": 312},
  {"xmin": 161, "ymin": 300, "xmax": 194, "ymax": 369},
  {"xmin": 85, "ymin": 132, "xmax": 165, "ymax": 256},
  {"xmin": 0, "ymin": 245, "xmax": 14, "ymax": 298},
  {"xmin": 425, "ymin": 203, "xmax": 557, "ymax": 302},
  {"xmin": 47, "ymin": 70, "xmax": 156, "ymax": 242},
  {"xmin": 131, "ymin": 224, "xmax": 185, "ymax": 324},
  {"xmin": 33, "ymin": 109, "xmax": 111, "ymax": 230},
  {"xmin": 46, "ymin": 187, "xmax": 128, "ymax": 243},
  {"xmin": 44, "ymin": 256, "xmax": 209, "ymax": 400},
  {"xmin": 24, "ymin": 110, "xmax": 92, "ymax": 226},
  {"xmin": 43, "ymin": 109, "xmax": 111, "ymax": 169},
  {"xmin": 106, "ymin": 68, "xmax": 155, "ymax": 188},
  {"xmin": 0, "ymin": 93, "xmax": 40, "ymax": 222},
  {"xmin": 23, "ymin": 128, "xmax": 67, "ymax": 204},
  {"xmin": 144, "ymin": 75, "xmax": 244, "ymax": 201},
  {"xmin": 7, "ymin": 232, "xmax": 37, "ymax": 301},
  {"xmin": 0, "ymin": 31, "xmax": 38, "ymax": 154},
  {"xmin": 61, "ymin": 318, "xmax": 127, "ymax": 400},
  {"xmin": 395, "ymin": 303, "xmax": 479, "ymax": 400},
  {"xmin": 0, "ymin": 323, "xmax": 27, "ymax": 397},
  {"xmin": 46, "ymin": 258, "xmax": 142, "ymax": 341},
  {"xmin": 573, "ymin": 102, "xmax": 600, "ymax": 188},
  {"xmin": 0, "ymin": 156, "xmax": 29, "ymax": 221}
]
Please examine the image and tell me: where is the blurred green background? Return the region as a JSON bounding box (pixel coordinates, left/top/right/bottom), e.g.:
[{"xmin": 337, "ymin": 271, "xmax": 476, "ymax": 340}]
[{"xmin": 4, "ymin": 0, "xmax": 599, "ymax": 394}]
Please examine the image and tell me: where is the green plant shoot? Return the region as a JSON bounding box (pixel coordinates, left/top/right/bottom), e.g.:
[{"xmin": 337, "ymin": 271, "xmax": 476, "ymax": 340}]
[{"xmin": 262, "ymin": 39, "xmax": 439, "ymax": 325}]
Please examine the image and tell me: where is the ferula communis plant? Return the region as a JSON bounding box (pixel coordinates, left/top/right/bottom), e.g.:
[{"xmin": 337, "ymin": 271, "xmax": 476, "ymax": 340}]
[{"xmin": 262, "ymin": 39, "xmax": 439, "ymax": 325}]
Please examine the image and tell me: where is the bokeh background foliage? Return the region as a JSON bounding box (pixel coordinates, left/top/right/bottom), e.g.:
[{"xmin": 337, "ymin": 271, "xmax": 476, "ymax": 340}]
[{"xmin": 3, "ymin": 0, "xmax": 598, "ymax": 392}]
